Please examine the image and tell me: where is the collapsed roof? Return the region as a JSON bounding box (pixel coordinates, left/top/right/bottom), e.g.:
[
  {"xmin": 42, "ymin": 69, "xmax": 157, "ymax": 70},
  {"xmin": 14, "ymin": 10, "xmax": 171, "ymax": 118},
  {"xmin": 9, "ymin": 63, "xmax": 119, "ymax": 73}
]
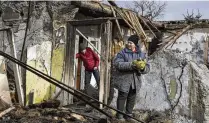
[{"xmin": 71, "ymin": 1, "xmax": 165, "ymax": 30}]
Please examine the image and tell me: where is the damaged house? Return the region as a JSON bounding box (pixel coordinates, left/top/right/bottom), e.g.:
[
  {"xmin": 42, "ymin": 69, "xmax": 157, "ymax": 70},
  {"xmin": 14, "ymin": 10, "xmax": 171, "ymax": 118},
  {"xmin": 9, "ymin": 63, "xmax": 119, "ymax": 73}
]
[{"xmin": 0, "ymin": 1, "xmax": 209, "ymax": 123}]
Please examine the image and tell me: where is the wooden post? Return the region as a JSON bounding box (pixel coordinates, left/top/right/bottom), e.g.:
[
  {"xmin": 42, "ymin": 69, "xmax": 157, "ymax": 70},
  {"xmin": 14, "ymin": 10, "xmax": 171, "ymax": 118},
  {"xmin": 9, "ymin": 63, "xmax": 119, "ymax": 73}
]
[
  {"xmin": 63, "ymin": 24, "xmax": 76, "ymax": 105},
  {"xmin": 7, "ymin": 29, "xmax": 24, "ymax": 106},
  {"xmin": 100, "ymin": 21, "xmax": 112, "ymax": 108},
  {"xmin": 75, "ymin": 35, "xmax": 81, "ymax": 90},
  {"xmin": 69, "ymin": 24, "xmax": 76, "ymax": 105},
  {"xmin": 204, "ymin": 35, "xmax": 209, "ymax": 65},
  {"xmin": 99, "ymin": 26, "xmax": 105, "ymax": 109},
  {"xmin": 104, "ymin": 21, "xmax": 112, "ymax": 104}
]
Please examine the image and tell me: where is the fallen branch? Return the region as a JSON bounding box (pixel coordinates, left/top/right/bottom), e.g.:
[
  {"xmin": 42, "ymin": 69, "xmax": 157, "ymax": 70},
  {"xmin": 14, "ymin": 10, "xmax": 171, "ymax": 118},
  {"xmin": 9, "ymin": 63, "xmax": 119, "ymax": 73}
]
[
  {"xmin": 0, "ymin": 107, "xmax": 15, "ymax": 118},
  {"xmin": 164, "ymin": 24, "xmax": 192, "ymax": 49},
  {"xmin": 149, "ymin": 24, "xmax": 193, "ymax": 57}
]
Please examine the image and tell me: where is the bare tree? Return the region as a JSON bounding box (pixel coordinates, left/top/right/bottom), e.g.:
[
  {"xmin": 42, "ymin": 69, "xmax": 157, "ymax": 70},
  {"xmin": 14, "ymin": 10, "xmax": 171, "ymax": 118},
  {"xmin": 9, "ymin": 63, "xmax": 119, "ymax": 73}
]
[
  {"xmin": 183, "ymin": 9, "xmax": 202, "ymax": 23},
  {"xmin": 127, "ymin": 0, "xmax": 167, "ymax": 21}
]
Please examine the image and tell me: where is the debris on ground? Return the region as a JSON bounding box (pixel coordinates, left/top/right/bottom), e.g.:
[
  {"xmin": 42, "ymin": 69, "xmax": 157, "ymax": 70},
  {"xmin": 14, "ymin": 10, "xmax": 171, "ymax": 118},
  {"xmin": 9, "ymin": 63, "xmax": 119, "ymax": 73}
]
[{"xmin": 0, "ymin": 100, "xmax": 174, "ymax": 123}]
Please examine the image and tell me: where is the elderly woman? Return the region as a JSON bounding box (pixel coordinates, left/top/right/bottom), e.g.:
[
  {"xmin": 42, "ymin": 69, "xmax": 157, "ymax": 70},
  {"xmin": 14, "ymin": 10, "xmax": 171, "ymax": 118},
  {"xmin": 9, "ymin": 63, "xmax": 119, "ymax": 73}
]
[{"xmin": 114, "ymin": 35, "xmax": 150, "ymax": 121}]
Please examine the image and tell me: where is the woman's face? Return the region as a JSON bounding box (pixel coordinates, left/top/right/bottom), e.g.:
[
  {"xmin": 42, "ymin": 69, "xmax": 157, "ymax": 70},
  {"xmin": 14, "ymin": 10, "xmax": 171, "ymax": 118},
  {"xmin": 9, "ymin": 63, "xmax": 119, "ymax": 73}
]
[{"xmin": 127, "ymin": 41, "xmax": 136, "ymax": 50}]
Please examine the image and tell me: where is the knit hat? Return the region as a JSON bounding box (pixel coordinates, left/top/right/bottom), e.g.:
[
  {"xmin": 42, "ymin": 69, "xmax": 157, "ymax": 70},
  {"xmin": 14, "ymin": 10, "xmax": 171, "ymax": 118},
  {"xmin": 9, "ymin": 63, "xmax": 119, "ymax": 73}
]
[
  {"xmin": 128, "ymin": 35, "xmax": 139, "ymax": 46},
  {"xmin": 79, "ymin": 43, "xmax": 86, "ymax": 52}
]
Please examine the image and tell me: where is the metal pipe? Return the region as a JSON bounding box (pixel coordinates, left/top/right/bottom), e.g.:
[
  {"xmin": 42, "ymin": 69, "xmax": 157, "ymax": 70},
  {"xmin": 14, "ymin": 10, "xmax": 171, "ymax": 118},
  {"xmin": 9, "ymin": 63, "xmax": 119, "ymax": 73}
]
[
  {"xmin": 0, "ymin": 51, "xmax": 112, "ymax": 119},
  {"xmin": 0, "ymin": 51, "xmax": 145, "ymax": 123}
]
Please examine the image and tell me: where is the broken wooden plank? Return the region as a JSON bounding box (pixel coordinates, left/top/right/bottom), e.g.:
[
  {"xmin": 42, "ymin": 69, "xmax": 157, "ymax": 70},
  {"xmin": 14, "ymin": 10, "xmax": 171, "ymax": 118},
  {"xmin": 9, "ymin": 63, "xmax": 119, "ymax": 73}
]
[
  {"xmin": 7, "ymin": 29, "xmax": 24, "ymax": 106},
  {"xmin": 100, "ymin": 24, "xmax": 106, "ymax": 109},
  {"xmin": 71, "ymin": 113, "xmax": 86, "ymax": 122},
  {"xmin": 164, "ymin": 24, "xmax": 192, "ymax": 49},
  {"xmin": 110, "ymin": 6, "xmax": 123, "ymax": 40},
  {"xmin": 63, "ymin": 24, "xmax": 75, "ymax": 105},
  {"xmin": 0, "ymin": 106, "xmax": 15, "ymax": 118},
  {"xmin": 149, "ymin": 25, "xmax": 193, "ymax": 57},
  {"xmin": 99, "ymin": 21, "xmax": 112, "ymax": 108},
  {"xmin": 68, "ymin": 25, "xmax": 77, "ymax": 105},
  {"xmin": 104, "ymin": 21, "xmax": 112, "ymax": 105},
  {"xmin": 71, "ymin": 111, "xmax": 100, "ymax": 120},
  {"xmin": 69, "ymin": 18, "xmax": 119, "ymax": 26}
]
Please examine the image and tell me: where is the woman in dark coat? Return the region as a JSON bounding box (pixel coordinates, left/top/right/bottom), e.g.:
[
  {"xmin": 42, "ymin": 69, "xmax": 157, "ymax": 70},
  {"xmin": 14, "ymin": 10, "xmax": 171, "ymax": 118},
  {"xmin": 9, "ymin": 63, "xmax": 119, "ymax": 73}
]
[{"xmin": 113, "ymin": 35, "xmax": 150, "ymax": 121}]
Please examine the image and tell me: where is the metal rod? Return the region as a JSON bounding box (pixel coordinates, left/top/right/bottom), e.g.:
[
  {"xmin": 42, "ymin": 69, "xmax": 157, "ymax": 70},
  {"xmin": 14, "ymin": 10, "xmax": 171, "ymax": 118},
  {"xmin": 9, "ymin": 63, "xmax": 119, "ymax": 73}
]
[
  {"xmin": 11, "ymin": 51, "xmax": 144, "ymax": 122},
  {"xmin": 0, "ymin": 51, "xmax": 145, "ymax": 123},
  {"xmin": 0, "ymin": 51, "xmax": 112, "ymax": 119}
]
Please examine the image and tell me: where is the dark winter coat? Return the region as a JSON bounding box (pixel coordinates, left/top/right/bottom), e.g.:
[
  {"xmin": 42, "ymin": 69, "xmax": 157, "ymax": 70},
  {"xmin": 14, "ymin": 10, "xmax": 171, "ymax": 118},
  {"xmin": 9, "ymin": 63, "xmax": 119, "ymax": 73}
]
[{"xmin": 113, "ymin": 46, "xmax": 150, "ymax": 93}]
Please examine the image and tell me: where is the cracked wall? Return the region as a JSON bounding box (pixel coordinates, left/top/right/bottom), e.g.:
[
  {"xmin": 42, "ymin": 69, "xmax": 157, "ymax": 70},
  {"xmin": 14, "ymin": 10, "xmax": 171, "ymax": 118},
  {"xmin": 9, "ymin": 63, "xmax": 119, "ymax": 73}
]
[
  {"xmin": 167, "ymin": 28, "xmax": 209, "ymax": 64},
  {"xmin": 110, "ymin": 28, "xmax": 209, "ymax": 123},
  {"xmin": 0, "ymin": 1, "xmax": 79, "ymax": 104}
]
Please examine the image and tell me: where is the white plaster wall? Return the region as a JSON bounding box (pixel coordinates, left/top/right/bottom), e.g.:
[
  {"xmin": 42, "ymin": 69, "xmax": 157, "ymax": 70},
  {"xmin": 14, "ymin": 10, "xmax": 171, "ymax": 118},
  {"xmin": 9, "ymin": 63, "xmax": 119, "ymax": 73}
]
[
  {"xmin": 0, "ymin": 56, "xmax": 12, "ymax": 110},
  {"xmin": 167, "ymin": 28, "xmax": 209, "ymax": 64},
  {"xmin": 110, "ymin": 28, "xmax": 209, "ymax": 122}
]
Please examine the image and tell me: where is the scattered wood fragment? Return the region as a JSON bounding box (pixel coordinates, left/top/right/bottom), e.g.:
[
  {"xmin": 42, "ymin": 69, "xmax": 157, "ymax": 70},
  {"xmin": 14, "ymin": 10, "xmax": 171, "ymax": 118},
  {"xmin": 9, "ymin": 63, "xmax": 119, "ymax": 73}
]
[
  {"xmin": 71, "ymin": 110, "xmax": 100, "ymax": 120},
  {"xmin": 71, "ymin": 113, "xmax": 86, "ymax": 122},
  {"xmin": 0, "ymin": 106, "xmax": 15, "ymax": 118}
]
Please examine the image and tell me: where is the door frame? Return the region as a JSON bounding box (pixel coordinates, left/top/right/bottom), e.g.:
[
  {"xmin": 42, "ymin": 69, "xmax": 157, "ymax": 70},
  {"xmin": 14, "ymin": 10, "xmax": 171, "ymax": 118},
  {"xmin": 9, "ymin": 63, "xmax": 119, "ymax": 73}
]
[{"xmin": 65, "ymin": 18, "xmax": 112, "ymax": 108}]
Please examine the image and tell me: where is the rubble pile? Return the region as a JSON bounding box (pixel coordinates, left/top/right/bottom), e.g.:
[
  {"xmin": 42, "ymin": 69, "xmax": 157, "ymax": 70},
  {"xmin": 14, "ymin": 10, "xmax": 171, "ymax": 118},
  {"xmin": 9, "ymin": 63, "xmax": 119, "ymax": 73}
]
[
  {"xmin": 0, "ymin": 101, "xmax": 97, "ymax": 123},
  {"xmin": 0, "ymin": 100, "xmax": 175, "ymax": 123}
]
